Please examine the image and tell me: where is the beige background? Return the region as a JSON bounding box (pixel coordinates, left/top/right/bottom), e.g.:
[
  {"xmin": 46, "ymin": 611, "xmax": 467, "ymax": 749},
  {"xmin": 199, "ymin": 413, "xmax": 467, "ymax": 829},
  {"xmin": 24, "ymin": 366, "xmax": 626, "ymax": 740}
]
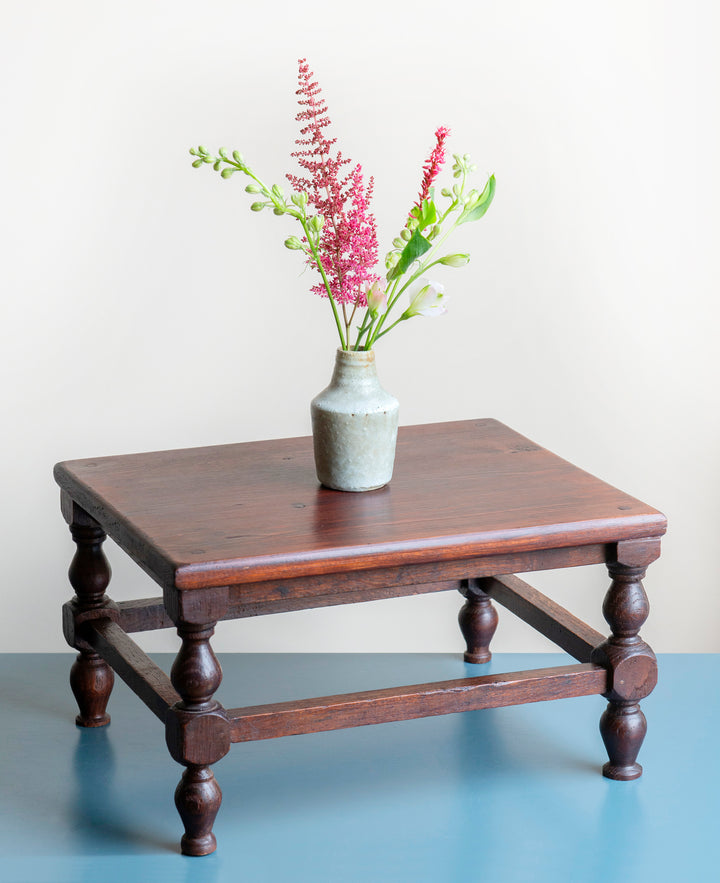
[{"xmin": 2, "ymin": 1, "xmax": 717, "ymax": 653}]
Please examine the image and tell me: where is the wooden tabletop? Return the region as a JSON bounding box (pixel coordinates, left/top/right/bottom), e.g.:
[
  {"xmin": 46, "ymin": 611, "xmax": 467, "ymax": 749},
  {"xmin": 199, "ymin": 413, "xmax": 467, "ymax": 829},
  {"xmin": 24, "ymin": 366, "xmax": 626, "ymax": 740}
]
[{"xmin": 54, "ymin": 419, "xmax": 666, "ymax": 590}]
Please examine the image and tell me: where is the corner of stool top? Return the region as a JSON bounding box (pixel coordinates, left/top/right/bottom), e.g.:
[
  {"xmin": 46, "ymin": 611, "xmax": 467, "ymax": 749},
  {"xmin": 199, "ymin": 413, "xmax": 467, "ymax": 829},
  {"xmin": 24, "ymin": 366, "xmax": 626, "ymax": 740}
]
[
  {"xmin": 613, "ymin": 537, "xmax": 662, "ymax": 568},
  {"xmin": 60, "ymin": 490, "xmax": 97, "ymax": 528}
]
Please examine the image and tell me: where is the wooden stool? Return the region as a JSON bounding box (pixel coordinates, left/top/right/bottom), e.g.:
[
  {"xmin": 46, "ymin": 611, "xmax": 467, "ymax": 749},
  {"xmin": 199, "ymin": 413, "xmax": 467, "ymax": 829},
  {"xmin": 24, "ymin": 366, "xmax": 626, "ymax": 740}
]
[{"xmin": 55, "ymin": 419, "xmax": 665, "ymax": 855}]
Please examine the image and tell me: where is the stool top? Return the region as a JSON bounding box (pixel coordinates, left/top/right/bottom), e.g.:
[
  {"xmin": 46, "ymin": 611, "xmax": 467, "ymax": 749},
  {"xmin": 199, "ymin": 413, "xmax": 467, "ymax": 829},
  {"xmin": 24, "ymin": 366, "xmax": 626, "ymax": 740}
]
[{"xmin": 54, "ymin": 419, "xmax": 666, "ymax": 590}]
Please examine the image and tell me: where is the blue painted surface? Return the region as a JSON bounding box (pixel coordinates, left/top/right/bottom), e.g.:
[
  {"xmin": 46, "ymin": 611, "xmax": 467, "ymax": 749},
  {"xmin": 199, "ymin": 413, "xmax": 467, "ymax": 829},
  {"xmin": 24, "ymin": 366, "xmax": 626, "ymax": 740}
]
[{"xmin": 1, "ymin": 653, "xmax": 718, "ymax": 882}]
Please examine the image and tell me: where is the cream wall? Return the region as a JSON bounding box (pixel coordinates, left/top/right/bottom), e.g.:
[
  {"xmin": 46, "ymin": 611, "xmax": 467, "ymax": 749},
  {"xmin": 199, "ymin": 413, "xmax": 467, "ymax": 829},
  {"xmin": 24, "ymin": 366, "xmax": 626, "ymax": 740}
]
[{"xmin": 2, "ymin": 2, "xmax": 717, "ymax": 653}]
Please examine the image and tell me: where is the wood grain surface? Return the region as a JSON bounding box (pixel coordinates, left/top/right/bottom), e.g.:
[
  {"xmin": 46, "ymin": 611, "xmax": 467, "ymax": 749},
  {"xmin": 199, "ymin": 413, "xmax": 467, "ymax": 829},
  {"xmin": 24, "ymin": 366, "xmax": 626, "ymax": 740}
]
[
  {"xmin": 227, "ymin": 663, "xmax": 609, "ymax": 742},
  {"xmin": 54, "ymin": 419, "xmax": 666, "ymax": 590}
]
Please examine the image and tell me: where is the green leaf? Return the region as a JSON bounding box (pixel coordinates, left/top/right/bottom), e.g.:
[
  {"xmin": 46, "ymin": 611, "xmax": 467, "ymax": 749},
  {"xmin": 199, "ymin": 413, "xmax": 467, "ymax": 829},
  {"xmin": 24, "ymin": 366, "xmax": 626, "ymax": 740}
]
[
  {"xmin": 409, "ymin": 198, "xmax": 437, "ymax": 230},
  {"xmin": 458, "ymin": 174, "xmax": 496, "ymax": 224},
  {"xmin": 387, "ymin": 229, "xmax": 431, "ymax": 280}
]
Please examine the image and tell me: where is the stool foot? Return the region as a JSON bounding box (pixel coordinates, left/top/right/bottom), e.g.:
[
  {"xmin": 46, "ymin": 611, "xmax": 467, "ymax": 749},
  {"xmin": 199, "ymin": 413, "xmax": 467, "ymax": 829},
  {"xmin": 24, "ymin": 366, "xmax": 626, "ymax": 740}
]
[
  {"xmin": 459, "ymin": 579, "xmax": 498, "ymax": 664},
  {"xmin": 600, "ymin": 701, "xmax": 646, "ymax": 780},
  {"xmin": 175, "ymin": 765, "xmax": 222, "ymax": 856},
  {"xmin": 70, "ymin": 651, "xmax": 113, "ymax": 727}
]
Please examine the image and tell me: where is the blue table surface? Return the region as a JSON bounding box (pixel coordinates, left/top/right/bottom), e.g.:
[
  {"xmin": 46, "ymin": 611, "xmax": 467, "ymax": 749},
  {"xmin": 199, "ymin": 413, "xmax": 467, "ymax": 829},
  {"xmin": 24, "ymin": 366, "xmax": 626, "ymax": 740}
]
[{"xmin": 1, "ymin": 652, "xmax": 718, "ymax": 883}]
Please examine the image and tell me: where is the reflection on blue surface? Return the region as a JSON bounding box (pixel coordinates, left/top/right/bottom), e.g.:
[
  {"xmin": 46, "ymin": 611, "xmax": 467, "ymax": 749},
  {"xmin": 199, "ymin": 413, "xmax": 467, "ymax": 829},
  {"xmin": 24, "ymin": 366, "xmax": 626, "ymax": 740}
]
[{"xmin": 0, "ymin": 653, "xmax": 718, "ymax": 882}]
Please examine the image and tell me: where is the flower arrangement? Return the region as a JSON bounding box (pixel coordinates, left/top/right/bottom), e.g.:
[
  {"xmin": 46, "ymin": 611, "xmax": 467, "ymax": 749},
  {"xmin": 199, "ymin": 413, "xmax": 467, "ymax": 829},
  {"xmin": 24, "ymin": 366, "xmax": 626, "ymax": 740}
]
[{"xmin": 190, "ymin": 59, "xmax": 494, "ymax": 352}]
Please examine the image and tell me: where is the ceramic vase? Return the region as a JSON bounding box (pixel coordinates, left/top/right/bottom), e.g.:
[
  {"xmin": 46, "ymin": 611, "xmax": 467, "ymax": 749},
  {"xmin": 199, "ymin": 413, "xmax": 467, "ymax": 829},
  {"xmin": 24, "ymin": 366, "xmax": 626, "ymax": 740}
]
[{"xmin": 311, "ymin": 349, "xmax": 399, "ymax": 492}]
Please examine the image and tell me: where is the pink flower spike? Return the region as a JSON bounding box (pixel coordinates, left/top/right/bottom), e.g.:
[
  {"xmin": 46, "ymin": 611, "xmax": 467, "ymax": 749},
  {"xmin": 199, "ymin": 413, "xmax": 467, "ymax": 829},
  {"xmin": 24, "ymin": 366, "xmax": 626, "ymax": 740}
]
[
  {"xmin": 415, "ymin": 126, "xmax": 451, "ymax": 208},
  {"xmin": 288, "ymin": 60, "xmax": 380, "ymax": 306}
]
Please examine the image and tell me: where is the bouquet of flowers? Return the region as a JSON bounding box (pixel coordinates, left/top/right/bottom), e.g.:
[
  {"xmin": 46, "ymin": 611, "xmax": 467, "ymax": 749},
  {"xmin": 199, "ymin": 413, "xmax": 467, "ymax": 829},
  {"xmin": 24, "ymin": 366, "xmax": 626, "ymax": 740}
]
[{"xmin": 190, "ymin": 59, "xmax": 494, "ymax": 352}]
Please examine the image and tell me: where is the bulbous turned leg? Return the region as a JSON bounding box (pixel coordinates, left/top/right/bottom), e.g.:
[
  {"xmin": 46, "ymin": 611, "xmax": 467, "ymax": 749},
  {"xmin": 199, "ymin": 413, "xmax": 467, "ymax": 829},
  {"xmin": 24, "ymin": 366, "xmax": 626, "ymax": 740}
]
[
  {"xmin": 166, "ymin": 622, "xmax": 230, "ymax": 856},
  {"xmin": 175, "ymin": 765, "xmax": 223, "ymax": 856},
  {"xmin": 459, "ymin": 579, "xmax": 499, "ymax": 664},
  {"xmin": 599, "ymin": 701, "xmax": 647, "ymax": 781},
  {"xmin": 64, "ymin": 504, "xmax": 115, "ymax": 727},
  {"xmin": 70, "ymin": 651, "xmax": 114, "ymax": 727},
  {"xmin": 592, "ymin": 560, "xmax": 657, "ymax": 781}
]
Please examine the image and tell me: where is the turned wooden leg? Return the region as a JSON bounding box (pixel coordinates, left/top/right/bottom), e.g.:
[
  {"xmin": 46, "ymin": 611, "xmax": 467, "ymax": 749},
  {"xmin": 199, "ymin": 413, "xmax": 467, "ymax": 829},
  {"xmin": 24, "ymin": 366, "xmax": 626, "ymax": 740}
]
[
  {"xmin": 70, "ymin": 651, "xmax": 114, "ymax": 728},
  {"xmin": 64, "ymin": 503, "xmax": 115, "ymax": 727},
  {"xmin": 599, "ymin": 702, "xmax": 648, "ymax": 781},
  {"xmin": 459, "ymin": 578, "xmax": 499, "ymax": 664},
  {"xmin": 175, "ymin": 765, "xmax": 223, "ymax": 856},
  {"xmin": 166, "ymin": 622, "xmax": 230, "ymax": 856},
  {"xmin": 592, "ymin": 559, "xmax": 657, "ymax": 780}
]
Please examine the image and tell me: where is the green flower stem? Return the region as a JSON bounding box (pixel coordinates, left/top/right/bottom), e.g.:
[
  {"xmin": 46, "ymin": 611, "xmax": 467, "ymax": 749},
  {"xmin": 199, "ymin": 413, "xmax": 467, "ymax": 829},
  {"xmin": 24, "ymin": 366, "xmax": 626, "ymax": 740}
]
[
  {"xmin": 371, "ymin": 313, "xmax": 408, "ymax": 343},
  {"xmin": 353, "ymin": 310, "xmax": 378, "ymax": 350},
  {"xmin": 365, "ymin": 273, "xmax": 411, "ymax": 348},
  {"xmin": 298, "ymin": 213, "xmax": 347, "ymax": 350}
]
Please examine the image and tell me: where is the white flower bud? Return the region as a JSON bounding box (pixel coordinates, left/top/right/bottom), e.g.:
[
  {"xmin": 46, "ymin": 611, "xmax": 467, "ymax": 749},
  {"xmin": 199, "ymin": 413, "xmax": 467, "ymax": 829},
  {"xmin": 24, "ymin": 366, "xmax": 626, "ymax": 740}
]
[
  {"xmin": 438, "ymin": 254, "xmax": 470, "ymax": 267},
  {"xmin": 364, "ymin": 280, "xmax": 387, "ymax": 313}
]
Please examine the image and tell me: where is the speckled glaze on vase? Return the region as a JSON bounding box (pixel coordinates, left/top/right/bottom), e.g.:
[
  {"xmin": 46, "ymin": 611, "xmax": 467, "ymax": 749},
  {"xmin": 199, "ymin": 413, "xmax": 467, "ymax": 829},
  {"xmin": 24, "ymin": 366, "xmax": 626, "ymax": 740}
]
[{"xmin": 311, "ymin": 349, "xmax": 399, "ymax": 492}]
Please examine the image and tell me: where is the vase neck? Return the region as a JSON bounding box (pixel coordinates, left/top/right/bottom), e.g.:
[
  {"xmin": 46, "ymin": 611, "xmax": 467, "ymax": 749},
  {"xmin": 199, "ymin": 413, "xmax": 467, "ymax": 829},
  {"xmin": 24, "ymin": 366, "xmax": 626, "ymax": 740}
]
[
  {"xmin": 335, "ymin": 348, "xmax": 375, "ymax": 365},
  {"xmin": 331, "ymin": 348, "xmax": 377, "ymax": 383}
]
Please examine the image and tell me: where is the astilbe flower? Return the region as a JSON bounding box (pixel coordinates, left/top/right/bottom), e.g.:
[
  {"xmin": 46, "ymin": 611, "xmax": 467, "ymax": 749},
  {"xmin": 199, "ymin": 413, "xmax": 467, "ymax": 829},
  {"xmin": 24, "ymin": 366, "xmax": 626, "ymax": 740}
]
[
  {"xmin": 287, "ymin": 59, "xmax": 380, "ymax": 306},
  {"xmin": 415, "ymin": 125, "xmax": 451, "ymax": 208}
]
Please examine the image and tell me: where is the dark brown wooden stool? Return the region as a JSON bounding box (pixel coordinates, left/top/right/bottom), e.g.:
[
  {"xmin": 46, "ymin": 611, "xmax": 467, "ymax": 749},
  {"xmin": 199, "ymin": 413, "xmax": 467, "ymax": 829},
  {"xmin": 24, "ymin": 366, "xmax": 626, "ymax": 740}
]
[{"xmin": 55, "ymin": 419, "xmax": 665, "ymax": 856}]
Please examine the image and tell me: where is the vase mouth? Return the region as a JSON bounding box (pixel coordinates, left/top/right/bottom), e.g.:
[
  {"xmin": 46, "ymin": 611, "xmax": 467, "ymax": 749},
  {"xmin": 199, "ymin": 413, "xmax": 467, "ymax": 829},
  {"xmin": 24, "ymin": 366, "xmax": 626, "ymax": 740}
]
[{"xmin": 335, "ymin": 347, "xmax": 375, "ymax": 365}]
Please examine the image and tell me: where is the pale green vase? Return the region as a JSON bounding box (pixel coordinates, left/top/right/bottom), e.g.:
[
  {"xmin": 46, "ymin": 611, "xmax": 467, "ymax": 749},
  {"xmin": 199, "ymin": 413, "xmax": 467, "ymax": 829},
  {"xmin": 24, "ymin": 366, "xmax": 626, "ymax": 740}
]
[{"xmin": 311, "ymin": 349, "xmax": 400, "ymax": 492}]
